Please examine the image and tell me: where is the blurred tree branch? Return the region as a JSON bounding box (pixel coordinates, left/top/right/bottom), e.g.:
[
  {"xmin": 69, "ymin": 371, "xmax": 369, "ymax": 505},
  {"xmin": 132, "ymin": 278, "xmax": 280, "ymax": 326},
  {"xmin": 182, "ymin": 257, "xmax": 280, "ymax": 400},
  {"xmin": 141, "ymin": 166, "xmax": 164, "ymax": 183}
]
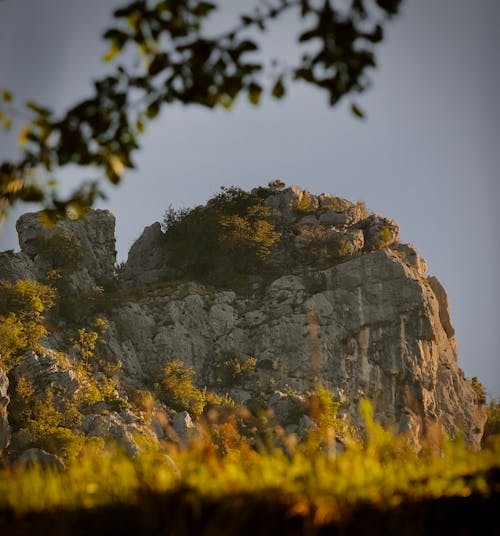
[{"xmin": 0, "ymin": 0, "xmax": 402, "ymax": 224}]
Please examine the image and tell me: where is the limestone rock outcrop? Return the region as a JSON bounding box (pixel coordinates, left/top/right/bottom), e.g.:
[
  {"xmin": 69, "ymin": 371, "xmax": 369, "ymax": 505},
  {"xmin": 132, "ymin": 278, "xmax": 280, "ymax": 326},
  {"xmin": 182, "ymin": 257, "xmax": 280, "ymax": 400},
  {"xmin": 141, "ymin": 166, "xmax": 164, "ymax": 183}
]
[
  {"xmin": 107, "ymin": 248, "xmax": 484, "ymax": 445},
  {"xmin": 3, "ymin": 210, "xmax": 117, "ymax": 292},
  {"xmin": 0, "ymin": 186, "xmax": 487, "ymax": 451},
  {"xmin": 0, "ymin": 250, "xmax": 36, "ymax": 283},
  {"xmin": 121, "ymin": 222, "xmax": 171, "ymax": 285},
  {"xmin": 10, "ymin": 351, "xmax": 80, "ymax": 400},
  {"xmin": 6, "ymin": 350, "xmax": 157, "ymax": 456}
]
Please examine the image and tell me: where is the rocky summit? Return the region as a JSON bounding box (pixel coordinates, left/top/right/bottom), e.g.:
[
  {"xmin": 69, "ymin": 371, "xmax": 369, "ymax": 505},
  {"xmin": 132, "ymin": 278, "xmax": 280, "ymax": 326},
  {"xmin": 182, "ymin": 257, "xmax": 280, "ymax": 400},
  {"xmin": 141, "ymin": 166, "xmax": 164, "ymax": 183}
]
[{"xmin": 0, "ymin": 185, "xmax": 486, "ymax": 460}]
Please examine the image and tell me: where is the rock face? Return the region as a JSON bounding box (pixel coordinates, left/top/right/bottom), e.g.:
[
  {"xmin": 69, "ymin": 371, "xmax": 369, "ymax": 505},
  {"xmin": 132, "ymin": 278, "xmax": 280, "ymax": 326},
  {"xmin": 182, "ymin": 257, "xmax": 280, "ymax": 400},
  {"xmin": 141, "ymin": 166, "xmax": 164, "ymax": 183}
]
[
  {"xmin": 108, "ymin": 249, "xmax": 484, "ymax": 445},
  {"xmin": 6, "ymin": 350, "xmax": 156, "ymax": 456},
  {"xmin": 3, "ymin": 210, "xmax": 116, "ymax": 292},
  {"xmin": 0, "ymin": 187, "xmax": 487, "ymax": 449},
  {"xmin": 121, "ymin": 222, "xmax": 170, "ymax": 285}
]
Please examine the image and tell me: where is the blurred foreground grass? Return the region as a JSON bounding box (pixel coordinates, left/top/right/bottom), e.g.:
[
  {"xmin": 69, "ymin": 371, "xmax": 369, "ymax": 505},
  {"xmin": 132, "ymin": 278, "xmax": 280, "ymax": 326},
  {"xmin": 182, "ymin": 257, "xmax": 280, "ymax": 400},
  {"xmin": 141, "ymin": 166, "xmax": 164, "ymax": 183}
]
[{"xmin": 1, "ymin": 400, "xmax": 499, "ymax": 535}]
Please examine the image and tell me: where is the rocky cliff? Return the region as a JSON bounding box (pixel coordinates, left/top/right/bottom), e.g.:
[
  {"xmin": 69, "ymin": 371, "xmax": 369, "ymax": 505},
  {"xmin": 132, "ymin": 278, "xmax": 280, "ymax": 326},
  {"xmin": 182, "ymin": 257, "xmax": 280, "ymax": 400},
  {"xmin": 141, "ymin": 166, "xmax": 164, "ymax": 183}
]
[{"xmin": 0, "ymin": 186, "xmax": 487, "ymax": 458}]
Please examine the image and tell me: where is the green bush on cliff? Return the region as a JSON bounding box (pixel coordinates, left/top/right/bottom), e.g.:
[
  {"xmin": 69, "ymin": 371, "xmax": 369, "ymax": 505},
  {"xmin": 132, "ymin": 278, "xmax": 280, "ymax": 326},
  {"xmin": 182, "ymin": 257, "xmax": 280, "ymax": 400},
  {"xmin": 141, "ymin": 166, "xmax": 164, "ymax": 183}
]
[
  {"xmin": 0, "ymin": 279, "xmax": 56, "ymax": 369},
  {"xmin": 297, "ymin": 227, "xmax": 355, "ymax": 263},
  {"xmin": 482, "ymin": 398, "xmax": 500, "ymax": 447},
  {"xmin": 0, "ymin": 279, "xmax": 56, "ymax": 320},
  {"xmin": 155, "ymin": 359, "xmax": 206, "ymax": 418},
  {"xmin": 162, "ymin": 187, "xmax": 280, "ymax": 283},
  {"xmin": 214, "ymin": 355, "xmax": 257, "ymax": 386},
  {"xmin": 9, "ymin": 380, "xmax": 85, "ymax": 461}
]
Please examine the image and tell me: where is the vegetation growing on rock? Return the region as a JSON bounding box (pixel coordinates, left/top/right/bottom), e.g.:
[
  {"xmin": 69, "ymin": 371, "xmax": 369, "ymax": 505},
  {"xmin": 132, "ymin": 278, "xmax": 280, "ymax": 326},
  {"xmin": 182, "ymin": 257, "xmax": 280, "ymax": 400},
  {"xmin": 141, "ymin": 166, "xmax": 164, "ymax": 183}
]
[
  {"xmin": 0, "ymin": 398, "xmax": 498, "ymax": 535},
  {"xmin": 0, "ymin": 279, "xmax": 56, "ymax": 369},
  {"xmin": 160, "ymin": 183, "xmax": 379, "ymax": 286},
  {"xmin": 0, "ymin": 185, "xmax": 496, "ymax": 533},
  {"xmin": 155, "ymin": 360, "xmax": 206, "ymax": 418},
  {"xmin": 162, "ymin": 186, "xmax": 280, "ymax": 284}
]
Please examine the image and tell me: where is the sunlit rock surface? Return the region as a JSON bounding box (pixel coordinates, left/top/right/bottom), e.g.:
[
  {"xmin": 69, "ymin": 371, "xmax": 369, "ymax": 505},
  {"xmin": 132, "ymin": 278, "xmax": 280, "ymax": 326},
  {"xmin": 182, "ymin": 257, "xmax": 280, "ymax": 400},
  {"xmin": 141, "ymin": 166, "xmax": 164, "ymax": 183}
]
[{"xmin": 1, "ymin": 187, "xmax": 487, "ymax": 449}]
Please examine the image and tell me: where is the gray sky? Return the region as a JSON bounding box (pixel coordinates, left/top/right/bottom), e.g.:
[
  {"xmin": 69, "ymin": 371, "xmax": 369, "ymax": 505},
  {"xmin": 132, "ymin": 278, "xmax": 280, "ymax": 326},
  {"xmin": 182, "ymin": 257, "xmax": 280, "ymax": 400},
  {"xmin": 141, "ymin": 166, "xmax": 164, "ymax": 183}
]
[{"xmin": 1, "ymin": 0, "xmax": 499, "ymax": 395}]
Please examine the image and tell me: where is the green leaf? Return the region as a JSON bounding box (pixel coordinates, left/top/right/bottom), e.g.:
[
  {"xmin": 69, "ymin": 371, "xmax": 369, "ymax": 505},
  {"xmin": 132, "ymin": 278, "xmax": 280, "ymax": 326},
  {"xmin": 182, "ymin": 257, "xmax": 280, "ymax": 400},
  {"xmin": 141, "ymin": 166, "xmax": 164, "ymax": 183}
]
[
  {"xmin": 271, "ymin": 78, "xmax": 285, "ymax": 99},
  {"xmin": 217, "ymin": 94, "xmax": 234, "ymax": 110},
  {"xmin": 114, "ymin": 1, "xmax": 145, "ymax": 18},
  {"xmin": 145, "ymin": 100, "xmax": 161, "ymax": 119},
  {"xmin": 103, "ymin": 28, "xmax": 129, "ymax": 45},
  {"xmin": 18, "ymin": 126, "xmax": 31, "ymax": 145},
  {"xmin": 0, "ymin": 111, "xmax": 12, "ymax": 130},
  {"xmin": 237, "ymin": 40, "xmax": 258, "ymax": 54},
  {"xmin": 247, "ymin": 83, "xmax": 262, "ymax": 106},
  {"xmin": 103, "ymin": 42, "xmax": 122, "ymax": 62},
  {"xmin": 148, "ymin": 53, "xmax": 168, "ymax": 75},
  {"xmin": 1, "ymin": 89, "xmax": 12, "ymax": 102},
  {"xmin": 136, "ymin": 118, "xmax": 145, "ymax": 133},
  {"xmin": 350, "ymin": 102, "xmax": 366, "ymax": 119},
  {"xmin": 26, "ymin": 101, "xmax": 52, "ymax": 117}
]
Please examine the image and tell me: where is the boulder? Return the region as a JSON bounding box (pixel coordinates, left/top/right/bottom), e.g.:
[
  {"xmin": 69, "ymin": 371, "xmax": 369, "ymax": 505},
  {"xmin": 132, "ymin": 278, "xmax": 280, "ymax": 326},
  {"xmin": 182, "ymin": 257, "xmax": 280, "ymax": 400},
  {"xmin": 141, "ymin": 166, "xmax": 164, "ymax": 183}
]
[
  {"xmin": 80, "ymin": 412, "xmax": 146, "ymax": 456},
  {"xmin": 319, "ymin": 210, "xmax": 346, "ymax": 226},
  {"xmin": 362, "ymin": 214, "xmax": 400, "ymax": 249},
  {"xmin": 107, "ymin": 248, "xmax": 485, "ymax": 447},
  {"xmin": 266, "ymin": 186, "xmax": 319, "ymax": 216},
  {"xmin": 15, "ymin": 448, "xmax": 65, "ymax": 471},
  {"xmin": 170, "ymin": 411, "xmax": 196, "ymax": 444},
  {"xmin": 11, "ymin": 351, "xmax": 80, "ymax": 400},
  {"xmin": 268, "ymin": 391, "xmax": 306, "ymax": 426},
  {"xmin": 391, "ymin": 243, "xmax": 427, "ymax": 277}
]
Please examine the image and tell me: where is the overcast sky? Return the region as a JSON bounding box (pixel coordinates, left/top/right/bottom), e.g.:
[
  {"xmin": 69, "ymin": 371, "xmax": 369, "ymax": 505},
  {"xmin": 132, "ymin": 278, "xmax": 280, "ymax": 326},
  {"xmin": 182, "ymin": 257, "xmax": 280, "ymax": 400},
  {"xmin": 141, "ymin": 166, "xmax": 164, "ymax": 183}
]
[{"xmin": 1, "ymin": 0, "xmax": 499, "ymax": 395}]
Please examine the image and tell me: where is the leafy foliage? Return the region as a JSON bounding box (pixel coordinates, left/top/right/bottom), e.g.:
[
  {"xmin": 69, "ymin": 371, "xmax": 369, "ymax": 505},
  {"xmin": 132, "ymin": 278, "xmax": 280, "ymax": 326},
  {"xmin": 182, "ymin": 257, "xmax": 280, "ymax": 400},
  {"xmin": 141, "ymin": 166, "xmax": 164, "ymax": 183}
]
[
  {"xmin": 162, "ymin": 186, "xmax": 280, "ymax": 283},
  {"xmin": 0, "ymin": 313, "xmax": 27, "ymax": 369},
  {"xmin": 482, "ymin": 398, "xmax": 500, "ymax": 447},
  {"xmin": 72, "ymin": 317, "xmax": 109, "ymax": 365},
  {"xmin": 378, "ymin": 225, "xmax": 394, "ymax": 246},
  {"xmin": 0, "ymin": 0, "xmax": 402, "ymax": 222},
  {"xmin": 70, "ymin": 317, "xmax": 125, "ymax": 410},
  {"xmin": 0, "ymin": 280, "xmax": 56, "ymax": 369},
  {"xmin": 156, "ymin": 359, "xmax": 206, "ymax": 418},
  {"xmin": 213, "ymin": 355, "xmax": 257, "ymax": 386},
  {"xmin": 296, "ymin": 226, "xmax": 355, "ymax": 263},
  {"xmin": 0, "ymin": 279, "xmax": 56, "ymax": 319},
  {"xmin": 470, "ymin": 376, "xmax": 487, "ymax": 405},
  {"xmin": 8, "ymin": 380, "xmax": 85, "ymax": 461}
]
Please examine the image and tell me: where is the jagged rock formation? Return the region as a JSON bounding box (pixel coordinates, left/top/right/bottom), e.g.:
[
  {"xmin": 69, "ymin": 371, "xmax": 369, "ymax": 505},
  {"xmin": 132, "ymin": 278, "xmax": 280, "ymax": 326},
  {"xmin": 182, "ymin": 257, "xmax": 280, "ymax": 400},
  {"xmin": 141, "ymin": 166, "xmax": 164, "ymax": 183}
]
[
  {"xmin": 16, "ymin": 210, "xmax": 116, "ymax": 280},
  {"xmin": 6, "ymin": 349, "xmax": 157, "ymax": 457},
  {"xmin": 1, "ymin": 210, "xmax": 116, "ymax": 294},
  {"xmin": 121, "ymin": 222, "xmax": 171, "ymax": 285},
  {"xmin": 0, "ymin": 186, "xmax": 487, "ymax": 454}
]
